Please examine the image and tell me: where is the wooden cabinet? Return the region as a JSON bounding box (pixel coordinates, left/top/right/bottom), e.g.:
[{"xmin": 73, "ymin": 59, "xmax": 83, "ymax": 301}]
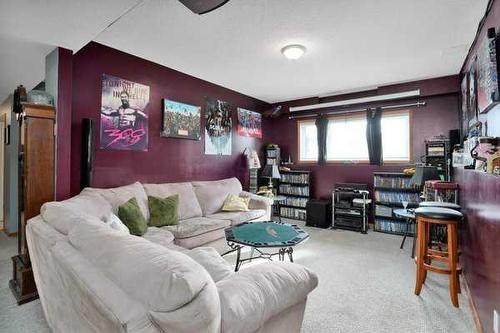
[{"xmin": 9, "ymin": 103, "xmax": 55, "ymax": 305}]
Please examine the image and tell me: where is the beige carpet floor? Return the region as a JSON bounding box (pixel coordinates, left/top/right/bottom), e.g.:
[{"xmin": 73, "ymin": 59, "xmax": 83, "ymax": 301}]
[{"xmin": 0, "ymin": 219, "xmax": 477, "ymax": 332}]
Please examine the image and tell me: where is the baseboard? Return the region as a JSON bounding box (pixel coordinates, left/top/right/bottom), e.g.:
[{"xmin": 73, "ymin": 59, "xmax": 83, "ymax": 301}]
[
  {"xmin": 463, "ymin": 274, "xmax": 484, "ymax": 333},
  {"xmin": 3, "ymin": 230, "xmax": 17, "ymax": 237}
]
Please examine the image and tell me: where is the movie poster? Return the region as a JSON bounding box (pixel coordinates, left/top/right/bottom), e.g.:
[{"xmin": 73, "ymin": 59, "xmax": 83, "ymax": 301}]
[
  {"xmin": 477, "ymin": 35, "xmax": 499, "ymax": 114},
  {"xmin": 468, "ymin": 59, "xmax": 478, "ymax": 127},
  {"xmin": 204, "ymin": 99, "xmax": 232, "ymax": 155},
  {"xmin": 237, "ymin": 108, "xmax": 262, "ymax": 138},
  {"xmin": 100, "ymin": 74, "xmax": 150, "ymax": 151},
  {"xmin": 460, "ymin": 74, "xmax": 469, "ymax": 135},
  {"xmin": 161, "ymin": 99, "xmax": 201, "ymax": 140}
]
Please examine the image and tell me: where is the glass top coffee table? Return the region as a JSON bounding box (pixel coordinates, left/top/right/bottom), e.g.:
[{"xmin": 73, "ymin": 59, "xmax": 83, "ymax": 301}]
[{"xmin": 225, "ymin": 221, "xmax": 309, "ymax": 271}]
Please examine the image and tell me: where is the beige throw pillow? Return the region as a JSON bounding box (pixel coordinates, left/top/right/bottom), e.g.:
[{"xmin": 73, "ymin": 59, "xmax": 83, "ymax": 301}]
[{"xmin": 222, "ymin": 194, "xmax": 250, "ymax": 212}]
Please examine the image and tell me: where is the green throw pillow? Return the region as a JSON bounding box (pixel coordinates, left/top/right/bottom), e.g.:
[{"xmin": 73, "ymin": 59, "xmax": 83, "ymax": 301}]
[
  {"xmin": 148, "ymin": 194, "xmax": 179, "ymax": 227},
  {"xmin": 117, "ymin": 197, "xmax": 148, "ymax": 236}
]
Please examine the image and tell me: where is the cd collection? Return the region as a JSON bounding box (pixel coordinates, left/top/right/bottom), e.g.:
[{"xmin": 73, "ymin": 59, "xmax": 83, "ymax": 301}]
[
  {"xmin": 374, "ymin": 191, "xmax": 420, "ymax": 204},
  {"xmin": 279, "ymin": 184, "xmax": 309, "ymax": 196},
  {"xmin": 284, "ymin": 197, "xmax": 308, "ymax": 208},
  {"xmin": 280, "ymin": 207, "xmax": 307, "ymax": 220},
  {"xmin": 375, "ymin": 219, "xmax": 415, "ymax": 235},
  {"xmin": 280, "ymin": 173, "xmax": 309, "ymax": 184},
  {"xmin": 374, "ymin": 175, "xmax": 413, "ymax": 189}
]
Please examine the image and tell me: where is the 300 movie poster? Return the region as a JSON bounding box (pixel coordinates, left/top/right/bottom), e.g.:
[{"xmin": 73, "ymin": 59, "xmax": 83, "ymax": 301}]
[
  {"xmin": 100, "ymin": 74, "xmax": 150, "ymax": 151},
  {"xmin": 237, "ymin": 108, "xmax": 262, "ymax": 138},
  {"xmin": 205, "ymin": 99, "xmax": 232, "ymax": 155},
  {"xmin": 161, "ymin": 99, "xmax": 201, "ymax": 140}
]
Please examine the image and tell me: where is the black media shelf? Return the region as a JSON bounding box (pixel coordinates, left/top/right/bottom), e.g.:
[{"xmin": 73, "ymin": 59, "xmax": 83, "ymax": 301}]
[
  {"xmin": 373, "ymin": 186, "xmax": 420, "ymax": 193},
  {"xmin": 279, "ymin": 170, "xmax": 311, "ymax": 221},
  {"xmin": 373, "ymin": 172, "xmax": 420, "ymax": 237},
  {"xmin": 280, "ymin": 204, "xmax": 307, "ymax": 209},
  {"xmin": 374, "ymin": 201, "xmax": 419, "ymax": 208},
  {"xmin": 279, "ymin": 193, "xmax": 309, "ymax": 198},
  {"xmin": 279, "ymin": 182, "xmax": 309, "ymax": 186},
  {"xmin": 373, "ymin": 229, "xmax": 414, "ymax": 237},
  {"xmin": 374, "ymin": 215, "xmax": 408, "ymax": 222}
]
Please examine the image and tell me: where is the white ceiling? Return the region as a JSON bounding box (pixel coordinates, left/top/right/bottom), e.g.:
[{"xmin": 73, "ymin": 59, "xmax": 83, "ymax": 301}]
[
  {"xmin": 0, "ymin": 0, "xmax": 139, "ymax": 103},
  {"xmin": 0, "ymin": 0, "xmax": 490, "ymax": 104}
]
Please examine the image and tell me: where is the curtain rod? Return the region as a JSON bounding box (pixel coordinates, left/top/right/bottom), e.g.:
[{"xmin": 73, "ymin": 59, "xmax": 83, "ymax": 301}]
[{"xmin": 287, "ymin": 101, "xmax": 426, "ymax": 120}]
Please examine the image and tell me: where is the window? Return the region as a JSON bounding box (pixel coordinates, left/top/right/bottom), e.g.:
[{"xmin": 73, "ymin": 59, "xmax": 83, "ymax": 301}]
[
  {"xmin": 381, "ymin": 112, "xmax": 410, "ymax": 161},
  {"xmin": 327, "ymin": 115, "xmax": 368, "ymax": 161},
  {"xmin": 297, "ymin": 111, "xmax": 410, "ymax": 163},
  {"xmin": 298, "ymin": 120, "xmax": 318, "ymax": 161}
]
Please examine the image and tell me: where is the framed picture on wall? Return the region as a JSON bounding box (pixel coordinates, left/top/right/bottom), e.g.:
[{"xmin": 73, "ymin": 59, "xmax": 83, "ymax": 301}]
[
  {"xmin": 468, "ymin": 57, "xmax": 478, "ymax": 128},
  {"xmin": 161, "ymin": 99, "xmax": 201, "ymax": 140},
  {"xmin": 100, "ymin": 74, "xmax": 150, "ymax": 151},
  {"xmin": 460, "ymin": 74, "xmax": 469, "ymax": 136},
  {"xmin": 204, "ymin": 98, "xmax": 232, "ymax": 155},
  {"xmin": 237, "ymin": 108, "xmax": 262, "ymax": 138},
  {"xmin": 477, "ymin": 28, "xmax": 500, "ymax": 114}
]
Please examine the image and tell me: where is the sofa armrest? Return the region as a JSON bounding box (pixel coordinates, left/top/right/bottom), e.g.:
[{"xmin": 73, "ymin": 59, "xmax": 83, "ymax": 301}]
[
  {"xmin": 216, "ymin": 262, "xmax": 318, "ymax": 333},
  {"xmin": 240, "ymin": 191, "xmax": 273, "ymax": 219},
  {"xmin": 51, "ymin": 241, "xmax": 157, "ymax": 333}
]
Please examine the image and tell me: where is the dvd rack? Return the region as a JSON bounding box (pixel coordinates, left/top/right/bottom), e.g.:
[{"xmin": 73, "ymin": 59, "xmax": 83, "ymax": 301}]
[
  {"xmin": 373, "ymin": 172, "xmax": 420, "ymax": 236},
  {"xmin": 278, "ymin": 170, "xmax": 311, "ymax": 221}
]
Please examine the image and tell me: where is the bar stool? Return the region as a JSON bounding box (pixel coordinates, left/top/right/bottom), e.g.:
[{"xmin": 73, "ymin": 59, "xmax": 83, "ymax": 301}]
[
  {"xmin": 414, "ymin": 207, "xmax": 463, "ymax": 307},
  {"xmin": 419, "ymin": 201, "xmax": 461, "ymax": 210},
  {"xmin": 419, "ymin": 201, "xmax": 461, "ymax": 250}
]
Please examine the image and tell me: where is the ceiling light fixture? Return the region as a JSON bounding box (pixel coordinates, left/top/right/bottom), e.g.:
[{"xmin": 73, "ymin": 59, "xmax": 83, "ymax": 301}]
[{"xmin": 281, "ymin": 44, "xmax": 306, "ymax": 60}]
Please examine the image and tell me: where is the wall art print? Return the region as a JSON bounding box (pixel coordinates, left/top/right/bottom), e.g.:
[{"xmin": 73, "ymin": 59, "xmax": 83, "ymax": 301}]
[
  {"xmin": 237, "ymin": 108, "xmax": 262, "ymax": 138},
  {"xmin": 204, "ymin": 98, "xmax": 232, "ymax": 155},
  {"xmin": 100, "ymin": 74, "xmax": 150, "ymax": 151},
  {"xmin": 477, "ymin": 32, "xmax": 500, "ymax": 114},
  {"xmin": 468, "ymin": 58, "xmax": 478, "ymax": 128},
  {"xmin": 460, "ymin": 74, "xmax": 469, "ymax": 135},
  {"xmin": 161, "ymin": 99, "xmax": 201, "ymax": 140}
]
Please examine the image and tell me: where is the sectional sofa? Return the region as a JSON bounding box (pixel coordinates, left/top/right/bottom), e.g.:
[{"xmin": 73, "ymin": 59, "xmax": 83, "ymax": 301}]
[{"xmin": 27, "ymin": 177, "xmax": 318, "ymax": 333}]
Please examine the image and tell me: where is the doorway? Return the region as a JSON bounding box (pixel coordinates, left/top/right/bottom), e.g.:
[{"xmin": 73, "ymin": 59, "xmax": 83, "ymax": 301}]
[{"xmin": 0, "ymin": 113, "xmax": 5, "ymax": 231}]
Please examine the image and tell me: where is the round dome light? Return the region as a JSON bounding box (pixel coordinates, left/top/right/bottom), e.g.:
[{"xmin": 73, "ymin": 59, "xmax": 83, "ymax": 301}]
[{"xmin": 281, "ymin": 44, "xmax": 306, "ymax": 60}]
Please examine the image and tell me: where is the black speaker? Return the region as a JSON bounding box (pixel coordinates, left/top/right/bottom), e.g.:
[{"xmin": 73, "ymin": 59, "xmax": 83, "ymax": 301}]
[
  {"xmin": 81, "ymin": 118, "xmax": 94, "ymax": 189},
  {"xmin": 306, "ymin": 200, "xmax": 332, "ymax": 228},
  {"xmin": 449, "ymin": 129, "xmax": 460, "ymax": 149}
]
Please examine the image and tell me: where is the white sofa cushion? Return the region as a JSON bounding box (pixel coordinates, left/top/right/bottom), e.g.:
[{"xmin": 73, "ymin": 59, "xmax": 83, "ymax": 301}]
[
  {"xmin": 68, "ymin": 223, "xmax": 211, "ymax": 313},
  {"xmin": 83, "ymin": 182, "xmax": 149, "ymax": 222},
  {"xmin": 103, "ymin": 213, "xmax": 130, "ymax": 234},
  {"xmin": 163, "ymin": 217, "xmax": 230, "ymax": 239},
  {"xmin": 207, "ymin": 209, "xmax": 266, "ymax": 225},
  {"xmin": 185, "ymin": 247, "xmax": 234, "ymax": 283},
  {"xmin": 142, "ymin": 226, "xmax": 175, "ymax": 247},
  {"xmin": 143, "ymin": 182, "xmax": 203, "ymax": 220},
  {"xmin": 192, "ymin": 178, "xmax": 243, "ymax": 216},
  {"xmin": 216, "ymin": 262, "xmax": 319, "ymax": 333},
  {"xmin": 40, "ymin": 191, "xmax": 112, "ymax": 235}
]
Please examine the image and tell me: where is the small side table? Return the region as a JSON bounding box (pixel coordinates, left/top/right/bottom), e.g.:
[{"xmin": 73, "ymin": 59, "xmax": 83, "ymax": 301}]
[
  {"xmin": 258, "ymin": 195, "xmax": 287, "ymax": 222},
  {"xmin": 393, "ymin": 208, "xmax": 416, "ymax": 258}
]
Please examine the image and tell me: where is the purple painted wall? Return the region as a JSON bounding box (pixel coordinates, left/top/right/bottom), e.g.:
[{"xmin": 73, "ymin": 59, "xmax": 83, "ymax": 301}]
[
  {"xmin": 264, "ymin": 76, "xmax": 460, "ymax": 199},
  {"xmin": 455, "ymin": 169, "xmax": 500, "ymax": 333},
  {"xmin": 70, "ymin": 42, "xmax": 268, "ymax": 195},
  {"xmin": 56, "ymin": 48, "xmax": 73, "ymax": 200},
  {"xmin": 457, "ymin": 1, "xmax": 500, "ymax": 332}
]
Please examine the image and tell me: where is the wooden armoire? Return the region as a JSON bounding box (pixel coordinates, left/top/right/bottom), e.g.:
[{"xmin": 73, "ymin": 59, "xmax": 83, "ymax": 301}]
[{"xmin": 9, "ymin": 103, "xmax": 55, "ymax": 305}]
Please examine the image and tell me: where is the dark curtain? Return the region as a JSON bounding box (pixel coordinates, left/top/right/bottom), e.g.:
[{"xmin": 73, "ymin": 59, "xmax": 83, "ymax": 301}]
[
  {"xmin": 315, "ymin": 115, "xmax": 329, "ymax": 165},
  {"xmin": 366, "ymin": 107, "xmax": 383, "ymax": 165}
]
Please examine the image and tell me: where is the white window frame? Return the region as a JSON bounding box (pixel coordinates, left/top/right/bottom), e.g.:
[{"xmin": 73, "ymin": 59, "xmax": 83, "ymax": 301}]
[{"xmin": 297, "ymin": 110, "xmax": 412, "ymax": 163}]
